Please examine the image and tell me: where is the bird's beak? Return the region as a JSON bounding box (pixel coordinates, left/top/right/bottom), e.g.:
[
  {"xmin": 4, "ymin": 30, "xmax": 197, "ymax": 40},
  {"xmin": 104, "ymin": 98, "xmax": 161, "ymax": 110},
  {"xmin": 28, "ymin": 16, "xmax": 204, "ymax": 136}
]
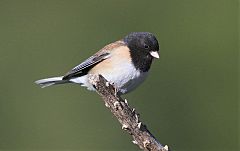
[{"xmin": 150, "ymin": 51, "xmax": 160, "ymax": 59}]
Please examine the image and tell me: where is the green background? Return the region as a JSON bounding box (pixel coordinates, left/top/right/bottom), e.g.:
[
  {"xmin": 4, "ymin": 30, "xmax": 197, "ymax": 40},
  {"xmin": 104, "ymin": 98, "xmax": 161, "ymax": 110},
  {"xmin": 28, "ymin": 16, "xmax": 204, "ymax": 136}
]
[{"xmin": 0, "ymin": 0, "xmax": 238, "ymax": 151}]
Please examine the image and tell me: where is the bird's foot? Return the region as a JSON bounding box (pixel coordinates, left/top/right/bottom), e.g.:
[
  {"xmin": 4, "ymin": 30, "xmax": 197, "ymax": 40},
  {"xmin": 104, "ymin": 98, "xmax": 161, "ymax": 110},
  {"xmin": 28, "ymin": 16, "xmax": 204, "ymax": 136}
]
[{"xmin": 110, "ymin": 82, "xmax": 119, "ymax": 97}]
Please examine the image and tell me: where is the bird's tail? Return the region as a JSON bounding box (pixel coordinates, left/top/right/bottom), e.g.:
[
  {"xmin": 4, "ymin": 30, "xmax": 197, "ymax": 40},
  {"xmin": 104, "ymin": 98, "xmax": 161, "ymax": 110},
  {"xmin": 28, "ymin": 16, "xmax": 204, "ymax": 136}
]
[{"xmin": 35, "ymin": 76, "xmax": 68, "ymax": 88}]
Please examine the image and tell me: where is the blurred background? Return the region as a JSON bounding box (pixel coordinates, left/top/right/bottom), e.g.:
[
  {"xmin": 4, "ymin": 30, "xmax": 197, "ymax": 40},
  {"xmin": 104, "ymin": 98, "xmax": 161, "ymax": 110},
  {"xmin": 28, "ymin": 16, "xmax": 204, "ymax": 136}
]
[{"xmin": 0, "ymin": 0, "xmax": 238, "ymax": 151}]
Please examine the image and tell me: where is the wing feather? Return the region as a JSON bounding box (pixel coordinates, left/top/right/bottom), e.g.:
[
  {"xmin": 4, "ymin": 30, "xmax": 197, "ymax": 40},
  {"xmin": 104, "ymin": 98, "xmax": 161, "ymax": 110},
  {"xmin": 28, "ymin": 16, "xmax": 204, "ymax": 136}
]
[
  {"xmin": 62, "ymin": 52, "xmax": 110, "ymax": 80},
  {"xmin": 62, "ymin": 40, "xmax": 125, "ymax": 80}
]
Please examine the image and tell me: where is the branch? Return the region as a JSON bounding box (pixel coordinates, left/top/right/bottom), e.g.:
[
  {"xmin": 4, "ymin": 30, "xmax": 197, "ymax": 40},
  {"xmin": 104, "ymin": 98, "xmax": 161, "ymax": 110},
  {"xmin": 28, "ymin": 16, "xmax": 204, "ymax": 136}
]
[{"xmin": 89, "ymin": 75, "xmax": 170, "ymax": 151}]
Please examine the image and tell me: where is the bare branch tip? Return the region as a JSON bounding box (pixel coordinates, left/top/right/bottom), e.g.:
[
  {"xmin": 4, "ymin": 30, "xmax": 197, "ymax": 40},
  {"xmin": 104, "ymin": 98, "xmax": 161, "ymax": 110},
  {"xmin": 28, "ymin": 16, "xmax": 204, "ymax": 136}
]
[
  {"xmin": 164, "ymin": 145, "xmax": 169, "ymax": 151},
  {"xmin": 90, "ymin": 74, "xmax": 169, "ymax": 151}
]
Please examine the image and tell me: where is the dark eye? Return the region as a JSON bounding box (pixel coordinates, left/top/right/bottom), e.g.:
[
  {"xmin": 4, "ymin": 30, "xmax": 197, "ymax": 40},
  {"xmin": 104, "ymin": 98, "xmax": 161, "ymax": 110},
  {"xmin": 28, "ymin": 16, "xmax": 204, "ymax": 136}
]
[{"xmin": 144, "ymin": 44, "xmax": 149, "ymax": 49}]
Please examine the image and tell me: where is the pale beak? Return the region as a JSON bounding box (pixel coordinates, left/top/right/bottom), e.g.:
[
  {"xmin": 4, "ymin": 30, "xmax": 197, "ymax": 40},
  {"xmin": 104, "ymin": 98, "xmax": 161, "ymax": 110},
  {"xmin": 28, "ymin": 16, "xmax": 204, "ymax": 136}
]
[{"xmin": 150, "ymin": 51, "xmax": 160, "ymax": 59}]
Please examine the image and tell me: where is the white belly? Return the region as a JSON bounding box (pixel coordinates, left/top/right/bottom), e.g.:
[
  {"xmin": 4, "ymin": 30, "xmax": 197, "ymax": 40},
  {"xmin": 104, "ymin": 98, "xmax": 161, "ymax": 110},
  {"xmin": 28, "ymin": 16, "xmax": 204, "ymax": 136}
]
[
  {"xmin": 70, "ymin": 62, "xmax": 148, "ymax": 94},
  {"xmin": 101, "ymin": 63, "xmax": 148, "ymax": 94}
]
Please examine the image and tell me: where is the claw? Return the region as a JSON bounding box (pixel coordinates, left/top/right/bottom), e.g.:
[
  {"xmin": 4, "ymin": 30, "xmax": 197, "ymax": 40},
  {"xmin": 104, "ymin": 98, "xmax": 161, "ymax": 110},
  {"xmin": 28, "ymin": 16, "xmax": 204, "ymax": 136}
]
[
  {"xmin": 109, "ymin": 82, "xmax": 118, "ymax": 96},
  {"xmin": 114, "ymin": 86, "xmax": 118, "ymax": 96},
  {"xmin": 113, "ymin": 101, "xmax": 122, "ymax": 110},
  {"xmin": 105, "ymin": 81, "xmax": 110, "ymax": 87}
]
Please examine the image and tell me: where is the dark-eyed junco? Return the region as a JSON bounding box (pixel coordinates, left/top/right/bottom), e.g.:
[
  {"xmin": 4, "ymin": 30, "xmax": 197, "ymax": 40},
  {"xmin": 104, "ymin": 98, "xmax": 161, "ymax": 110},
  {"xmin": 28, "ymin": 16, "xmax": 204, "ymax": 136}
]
[{"xmin": 35, "ymin": 32, "xmax": 160, "ymax": 94}]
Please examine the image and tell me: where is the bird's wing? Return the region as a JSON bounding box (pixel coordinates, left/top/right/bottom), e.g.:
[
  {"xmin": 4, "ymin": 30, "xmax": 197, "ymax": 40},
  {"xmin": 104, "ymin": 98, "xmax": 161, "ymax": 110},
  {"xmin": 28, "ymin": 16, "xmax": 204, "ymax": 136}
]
[
  {"xmin": 62, "ymin": 51, "xmax": 110, "ymax": 80},
  {"xmin": 62, "ymin": 40, "xmax": 125, "ymax": 80}
]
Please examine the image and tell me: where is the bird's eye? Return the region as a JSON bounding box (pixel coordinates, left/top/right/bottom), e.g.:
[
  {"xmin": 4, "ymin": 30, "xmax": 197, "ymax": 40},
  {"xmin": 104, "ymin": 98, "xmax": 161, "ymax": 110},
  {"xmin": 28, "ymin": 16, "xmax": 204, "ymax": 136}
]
[{"xmin": 144, "ymin": 44, "xmax": 149, "ymax": 49}]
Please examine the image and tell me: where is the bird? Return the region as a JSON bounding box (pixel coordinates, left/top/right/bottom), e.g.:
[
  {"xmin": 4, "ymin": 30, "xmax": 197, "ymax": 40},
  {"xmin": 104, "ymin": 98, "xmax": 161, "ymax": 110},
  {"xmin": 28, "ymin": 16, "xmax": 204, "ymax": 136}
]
[{"xmin": 35, "ymin": 32, "xmax": 160, "ymax": 94}]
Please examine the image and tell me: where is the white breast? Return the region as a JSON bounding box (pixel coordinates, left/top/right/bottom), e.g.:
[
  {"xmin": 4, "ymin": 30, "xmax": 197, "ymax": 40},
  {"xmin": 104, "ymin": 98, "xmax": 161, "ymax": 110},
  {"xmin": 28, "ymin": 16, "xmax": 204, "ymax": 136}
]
[
  {"xmin": 70, "ymin": 60, "xmax": 148, "ymax": 94},
  {"xmin": 103, "ymin": 61, "xmax": 148, "ymax": 94}
]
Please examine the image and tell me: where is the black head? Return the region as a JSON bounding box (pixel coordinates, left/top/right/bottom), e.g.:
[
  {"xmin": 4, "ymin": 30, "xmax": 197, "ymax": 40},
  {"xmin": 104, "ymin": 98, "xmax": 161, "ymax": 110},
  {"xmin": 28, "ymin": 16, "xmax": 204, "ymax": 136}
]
[{"xmin": 123, "ymin": 32, "xmax": 160, "ymax": 72}]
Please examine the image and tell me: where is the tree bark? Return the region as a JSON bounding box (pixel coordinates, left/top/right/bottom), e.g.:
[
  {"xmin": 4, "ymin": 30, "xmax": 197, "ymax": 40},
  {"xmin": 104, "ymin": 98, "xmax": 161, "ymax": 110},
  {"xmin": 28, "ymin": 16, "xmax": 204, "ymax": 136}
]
[{"xmin": 89, "ymin": 75, "xmax": 170, "ymax": 151}]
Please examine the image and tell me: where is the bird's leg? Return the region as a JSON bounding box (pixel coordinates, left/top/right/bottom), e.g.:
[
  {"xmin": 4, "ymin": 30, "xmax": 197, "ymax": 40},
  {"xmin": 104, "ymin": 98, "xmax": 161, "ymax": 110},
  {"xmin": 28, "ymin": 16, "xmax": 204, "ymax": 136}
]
[
  {"xmin": 110, "ymin": 82, "xmax": 119, "ymax": 96},
  {"xmin": 114, "ymin": 86, "xmax": 119, "ymax": 97}
]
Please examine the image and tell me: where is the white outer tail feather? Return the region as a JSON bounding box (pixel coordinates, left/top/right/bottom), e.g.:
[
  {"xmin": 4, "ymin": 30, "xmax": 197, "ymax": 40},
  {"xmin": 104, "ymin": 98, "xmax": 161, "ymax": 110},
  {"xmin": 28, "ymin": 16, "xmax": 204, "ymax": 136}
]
[{"xmin": 35, "ymin": 76, "xmax": 68, "ymax": 88}]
